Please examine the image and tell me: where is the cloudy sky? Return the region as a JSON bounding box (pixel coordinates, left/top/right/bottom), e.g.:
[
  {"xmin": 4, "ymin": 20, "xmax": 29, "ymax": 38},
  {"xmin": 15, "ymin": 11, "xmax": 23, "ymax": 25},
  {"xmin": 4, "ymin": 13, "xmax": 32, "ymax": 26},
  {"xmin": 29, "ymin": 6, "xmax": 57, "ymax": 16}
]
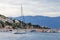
[{"xmin": 0, "ymin": 0, "xmax": 60, "ymax": 17}]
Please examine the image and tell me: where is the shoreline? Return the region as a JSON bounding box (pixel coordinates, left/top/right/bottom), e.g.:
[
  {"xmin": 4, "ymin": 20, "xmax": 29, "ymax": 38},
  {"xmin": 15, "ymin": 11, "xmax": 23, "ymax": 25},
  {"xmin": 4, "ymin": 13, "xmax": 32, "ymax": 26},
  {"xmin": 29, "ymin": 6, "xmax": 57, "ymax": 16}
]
[{"xmin": 0, "ymin": 28, "xmax": 60, "ymax": 33}]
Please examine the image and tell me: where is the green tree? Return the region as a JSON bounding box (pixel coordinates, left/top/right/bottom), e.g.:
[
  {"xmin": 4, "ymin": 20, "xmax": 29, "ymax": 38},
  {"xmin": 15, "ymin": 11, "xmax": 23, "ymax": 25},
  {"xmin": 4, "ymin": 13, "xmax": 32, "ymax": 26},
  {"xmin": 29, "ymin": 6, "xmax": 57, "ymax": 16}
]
[{"xmin": 0, "ymin": 21, "xmax": 5, "ymax": 28}]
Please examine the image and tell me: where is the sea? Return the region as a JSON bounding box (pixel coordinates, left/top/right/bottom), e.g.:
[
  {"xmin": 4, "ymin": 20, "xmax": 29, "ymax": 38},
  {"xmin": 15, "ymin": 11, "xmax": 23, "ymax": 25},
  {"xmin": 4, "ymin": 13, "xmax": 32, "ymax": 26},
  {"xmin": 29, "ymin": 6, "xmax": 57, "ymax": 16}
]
[{"xmin": 0, "ymin": 32, "xmax": 60, "ymax": 40}]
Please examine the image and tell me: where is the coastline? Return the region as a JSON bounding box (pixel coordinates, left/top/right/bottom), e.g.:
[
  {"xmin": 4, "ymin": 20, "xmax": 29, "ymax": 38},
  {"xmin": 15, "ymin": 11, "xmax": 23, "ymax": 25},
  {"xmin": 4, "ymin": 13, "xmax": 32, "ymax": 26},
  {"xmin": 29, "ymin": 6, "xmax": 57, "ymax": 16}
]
[{"xmin": 0, "ymin": 28, "xmax": 60, "ymax": 33}]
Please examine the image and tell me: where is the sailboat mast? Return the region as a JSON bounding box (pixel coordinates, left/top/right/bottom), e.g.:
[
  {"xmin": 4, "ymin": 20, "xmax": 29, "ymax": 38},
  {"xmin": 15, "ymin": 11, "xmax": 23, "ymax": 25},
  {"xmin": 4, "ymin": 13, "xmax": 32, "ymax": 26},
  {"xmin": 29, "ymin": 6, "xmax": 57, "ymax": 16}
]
[
  {"xmin": 20, "ymin": 4, "xmax": 26, "ymax": 29},
  {"xmin": 21, "ymin": 4, "xmax": 23, "ymax": 17},
  {"xmin": 21, "ymin": 4, "xmax": 24, "ymax": 28},
  {"xmin": 20, "ymin": 4, "xmax": 22, "ymax": 28}
]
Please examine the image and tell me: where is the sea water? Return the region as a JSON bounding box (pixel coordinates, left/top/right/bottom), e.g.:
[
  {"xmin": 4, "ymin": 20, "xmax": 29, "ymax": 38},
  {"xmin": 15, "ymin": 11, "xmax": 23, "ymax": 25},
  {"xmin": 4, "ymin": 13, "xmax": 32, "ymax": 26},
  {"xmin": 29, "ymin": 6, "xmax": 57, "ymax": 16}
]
[{"xmin": 0, "ymin": 32, "xmax": 60, "ymax": 40}]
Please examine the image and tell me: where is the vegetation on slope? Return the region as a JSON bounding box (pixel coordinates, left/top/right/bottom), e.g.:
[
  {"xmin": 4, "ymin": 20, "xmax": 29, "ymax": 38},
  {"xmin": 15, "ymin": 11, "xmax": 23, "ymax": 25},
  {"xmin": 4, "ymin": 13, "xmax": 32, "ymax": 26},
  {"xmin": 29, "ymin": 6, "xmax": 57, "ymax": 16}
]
[
  {"xmin": 0, "ymin": 14, "xmax": 6, "ymax": 19},
  {"xmin": 0, "ymin": 14, "xmax": 50, "ymax": 29}
]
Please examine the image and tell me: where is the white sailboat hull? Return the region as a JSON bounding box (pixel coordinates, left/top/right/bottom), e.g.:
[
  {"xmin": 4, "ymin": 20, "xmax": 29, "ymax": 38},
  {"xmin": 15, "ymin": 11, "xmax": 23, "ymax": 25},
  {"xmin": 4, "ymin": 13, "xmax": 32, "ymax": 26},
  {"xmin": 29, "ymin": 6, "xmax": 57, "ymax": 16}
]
[{"xmin": 12, "ymin": 29, "xmax": 26, "ymax": 34}]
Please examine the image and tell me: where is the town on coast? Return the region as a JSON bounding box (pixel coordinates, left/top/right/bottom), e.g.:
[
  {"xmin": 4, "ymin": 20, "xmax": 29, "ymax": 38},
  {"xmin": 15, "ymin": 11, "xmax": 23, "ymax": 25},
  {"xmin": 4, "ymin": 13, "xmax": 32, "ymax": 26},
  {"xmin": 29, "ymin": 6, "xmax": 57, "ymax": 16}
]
[{"xmin": 0, "ymin": 14, "xmax": 60, "ymax": 33}]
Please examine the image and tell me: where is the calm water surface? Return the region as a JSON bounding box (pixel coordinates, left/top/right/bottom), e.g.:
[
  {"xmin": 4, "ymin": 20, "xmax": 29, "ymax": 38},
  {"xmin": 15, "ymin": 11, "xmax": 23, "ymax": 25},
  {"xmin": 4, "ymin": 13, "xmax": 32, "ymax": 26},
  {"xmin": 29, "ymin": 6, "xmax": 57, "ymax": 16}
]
[{"xmin": 0, "ymin": 32, "xmax": 60, "ymax": 40}]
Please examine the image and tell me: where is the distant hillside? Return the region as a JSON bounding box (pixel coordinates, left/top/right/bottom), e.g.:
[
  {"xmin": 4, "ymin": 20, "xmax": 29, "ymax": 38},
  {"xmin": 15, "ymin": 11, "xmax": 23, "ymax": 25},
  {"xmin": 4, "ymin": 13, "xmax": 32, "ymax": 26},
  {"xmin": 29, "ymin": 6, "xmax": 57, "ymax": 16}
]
[
  {"xmin": 0, "ymin": 14, "xmax": 6, "ymax": 19},
  {"xmin": 14, "ymin": 16, "xmax": 60, "ymax": 29},
  {"xmin": 0, "ymin": 14, "xmax": 50, "ymax": 29}
]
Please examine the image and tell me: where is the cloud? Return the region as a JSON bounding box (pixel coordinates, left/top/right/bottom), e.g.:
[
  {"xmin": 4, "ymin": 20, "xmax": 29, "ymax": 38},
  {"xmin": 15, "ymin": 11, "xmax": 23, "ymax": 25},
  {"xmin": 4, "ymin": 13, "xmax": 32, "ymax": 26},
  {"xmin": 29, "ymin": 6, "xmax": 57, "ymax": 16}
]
[{"xmin": 0, "ymin": 0, "xmax": 60, "ymax": 17}]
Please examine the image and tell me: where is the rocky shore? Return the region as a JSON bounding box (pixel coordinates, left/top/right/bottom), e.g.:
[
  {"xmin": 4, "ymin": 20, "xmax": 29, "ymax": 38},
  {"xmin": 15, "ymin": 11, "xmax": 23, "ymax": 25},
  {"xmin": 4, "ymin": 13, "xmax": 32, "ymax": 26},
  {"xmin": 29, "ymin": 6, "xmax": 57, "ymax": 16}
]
[
  {"xmin": 0, "ymin": 28, "xmax": 60, "ymax": 33},
  {"xmin": 35, "ymin": 29, "xmax": 60, "ymax": 33}
]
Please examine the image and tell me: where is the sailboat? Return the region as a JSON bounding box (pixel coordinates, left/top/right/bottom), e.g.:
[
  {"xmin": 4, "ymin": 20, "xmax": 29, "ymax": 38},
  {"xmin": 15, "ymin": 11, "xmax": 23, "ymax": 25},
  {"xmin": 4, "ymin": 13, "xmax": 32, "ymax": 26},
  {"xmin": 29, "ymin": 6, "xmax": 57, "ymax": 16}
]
[
  {"xmin": 12, "ymin": 29, "xmax": 26, "ymax": 34},
  {"xmin": 12, "ymin": 4, "xmax": 26, "ymax": 34}
]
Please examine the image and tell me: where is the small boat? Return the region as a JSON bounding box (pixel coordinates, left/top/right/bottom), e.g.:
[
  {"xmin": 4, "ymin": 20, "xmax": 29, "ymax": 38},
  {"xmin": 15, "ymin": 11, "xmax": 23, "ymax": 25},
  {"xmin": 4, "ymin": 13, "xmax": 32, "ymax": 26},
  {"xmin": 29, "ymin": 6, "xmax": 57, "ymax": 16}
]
[
  {"xmin": 12, "ymin": 4, "xmax": 26, "ymax": 34},
  {"xmin": 12, "ymin": 29, "xmax": 26, "ymax": 34},
  {"xmin": 30, "ymin": 30, "xmax": 36, "ymax": 32}
]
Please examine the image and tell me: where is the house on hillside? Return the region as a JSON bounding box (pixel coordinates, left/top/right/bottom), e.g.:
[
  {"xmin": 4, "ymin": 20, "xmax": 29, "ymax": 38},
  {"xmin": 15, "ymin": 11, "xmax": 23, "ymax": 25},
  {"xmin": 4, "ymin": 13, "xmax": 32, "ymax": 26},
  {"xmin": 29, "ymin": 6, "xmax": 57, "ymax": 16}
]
[{"xmin": 4, "ymin": 25, "xmax": 13, "ymax": 29}]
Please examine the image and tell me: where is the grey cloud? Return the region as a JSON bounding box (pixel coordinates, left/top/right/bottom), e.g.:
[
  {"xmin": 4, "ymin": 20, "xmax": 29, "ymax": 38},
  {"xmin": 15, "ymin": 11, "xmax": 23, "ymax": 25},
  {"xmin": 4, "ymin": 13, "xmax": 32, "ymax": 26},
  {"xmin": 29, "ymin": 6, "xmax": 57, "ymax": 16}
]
[{"xmin": 0, "ymin": 0, "xmax": 60, "ymax": 17}]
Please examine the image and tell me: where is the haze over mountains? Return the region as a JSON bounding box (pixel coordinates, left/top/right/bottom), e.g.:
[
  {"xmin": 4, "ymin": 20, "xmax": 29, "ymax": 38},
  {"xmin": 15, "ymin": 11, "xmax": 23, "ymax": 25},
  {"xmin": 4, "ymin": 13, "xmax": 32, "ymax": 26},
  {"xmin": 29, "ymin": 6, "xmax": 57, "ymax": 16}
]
[{"xmin": 13, "ymin": 16, "xmax": 60, "ymax": 29}]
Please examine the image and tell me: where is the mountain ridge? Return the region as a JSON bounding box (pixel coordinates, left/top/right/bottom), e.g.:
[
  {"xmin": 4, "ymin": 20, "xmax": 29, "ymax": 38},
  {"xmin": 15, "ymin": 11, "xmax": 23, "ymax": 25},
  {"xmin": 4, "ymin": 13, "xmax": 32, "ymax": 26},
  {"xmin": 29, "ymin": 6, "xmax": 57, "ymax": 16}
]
[
  {"xmin": 13, "ymin": 16, "xmax": 60, "ymax": 29},
  {"xmin": 0, "ymin": 14, "xmax": 50, "ymax": 29}
]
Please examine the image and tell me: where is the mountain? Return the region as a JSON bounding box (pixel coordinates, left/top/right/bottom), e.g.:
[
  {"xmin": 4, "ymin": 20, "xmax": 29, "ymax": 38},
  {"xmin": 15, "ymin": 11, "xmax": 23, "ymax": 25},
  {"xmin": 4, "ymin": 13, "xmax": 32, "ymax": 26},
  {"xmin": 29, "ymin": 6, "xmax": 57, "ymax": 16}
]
[
  {"xmin": 14, "ymin": 16, "xmax": 60, "ymax": 29},
  {"xmin": 0, "ymin": 14, "xmax": 50, "ymax": 29}
]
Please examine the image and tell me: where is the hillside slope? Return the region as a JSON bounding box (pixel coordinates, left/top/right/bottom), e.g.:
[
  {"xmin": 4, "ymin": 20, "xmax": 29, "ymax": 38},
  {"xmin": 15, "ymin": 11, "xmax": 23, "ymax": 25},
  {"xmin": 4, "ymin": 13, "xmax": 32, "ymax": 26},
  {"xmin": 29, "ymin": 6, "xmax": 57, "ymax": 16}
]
[{"xmin": 14, "ymin": 16, "xmax": 60, "ymax": 29}]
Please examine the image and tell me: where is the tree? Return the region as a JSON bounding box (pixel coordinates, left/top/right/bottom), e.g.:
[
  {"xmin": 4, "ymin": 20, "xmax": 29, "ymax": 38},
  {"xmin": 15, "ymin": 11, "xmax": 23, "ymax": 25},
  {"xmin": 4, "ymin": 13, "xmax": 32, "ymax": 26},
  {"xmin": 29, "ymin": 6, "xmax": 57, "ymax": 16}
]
[
  {"xmin": 27, "ymin": 23, "xmax": 32, "ymax": 29},
  {"xmin": 13, "ymin": 19, "xmax": 15, "ymax": 23},
  {"xmin": 20, "ymin": 21, "xmax": 26, "ymax": 29},
  {"xmin": 32, "ymin": 25, "xmax": 42, "ymax": 29},
  {"xmin": 5, "ymin": 21, "xmax": 12, "ymax": 26},
  {"xmin": 0, "ymin": 21, "xmax": 5, "ymax": 28}
]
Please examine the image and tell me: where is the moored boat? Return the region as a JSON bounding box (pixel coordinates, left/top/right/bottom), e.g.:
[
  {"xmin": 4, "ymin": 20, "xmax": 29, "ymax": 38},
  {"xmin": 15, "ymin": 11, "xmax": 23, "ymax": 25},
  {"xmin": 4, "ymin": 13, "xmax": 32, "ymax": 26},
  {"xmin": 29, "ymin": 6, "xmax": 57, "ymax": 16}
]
[{"xmin": 12, "ymin": 29, "xmax": 26, "ymax": 34}]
